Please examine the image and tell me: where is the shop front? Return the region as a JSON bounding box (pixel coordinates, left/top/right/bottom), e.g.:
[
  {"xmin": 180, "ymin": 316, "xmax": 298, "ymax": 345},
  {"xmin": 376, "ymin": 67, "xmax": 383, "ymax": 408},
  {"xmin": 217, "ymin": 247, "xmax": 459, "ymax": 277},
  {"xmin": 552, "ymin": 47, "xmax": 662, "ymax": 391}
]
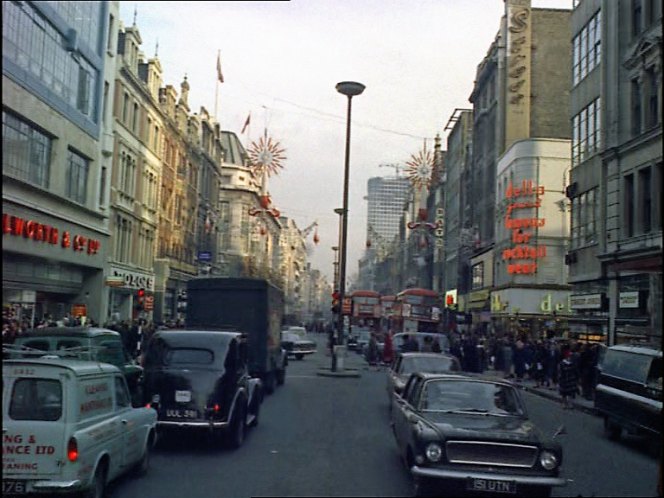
[
  {"xmin": 2, "ymin": 208, "xmax": 108, "ymax": 326},
  {"xmin": 491, "ymin": 287, "xmax": 571, "ymax": 340},
  {"xmin": 568, "ymin": 292, "xmax": 608, "ymax": 344},
  {"xmin": 467, "ymin": 289, "xmax": 490, "ymax": 334},
  {"xmin": 106, "ymin": 265, "xmax": 155, "ymax": 324}
]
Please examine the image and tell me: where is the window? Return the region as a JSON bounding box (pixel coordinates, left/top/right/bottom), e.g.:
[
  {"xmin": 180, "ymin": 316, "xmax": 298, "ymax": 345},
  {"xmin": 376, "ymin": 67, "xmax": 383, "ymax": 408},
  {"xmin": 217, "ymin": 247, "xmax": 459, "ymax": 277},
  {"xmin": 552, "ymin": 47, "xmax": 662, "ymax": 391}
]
[
  {"xmin": 99, "ymin": 166, "xmax": 107, "ymax": 207},
  {"xmin": 632, "ymin": 0, "xmax": 643, "ymax": 37},
  {"xmin": 122, "ymin": 92, "xmax": 129, "ymax": 122},
  {"xmin": 66, "ymin": 149, "xmax": 89, "ymax": 204},
  {"xmin": 625, "ymin": 174, "xmax": 635, "ymax": 237},
  {"xmin": 77, "ymin": 66, "xmax": 91, "ymax": 115},
  {"xmin": 639, "ymin": 167, "xmax": 652, "ymax": 233},
  {"xmin": 471, "ymin": 262, "xmax": 484, "ymax": 289},
  {"xmin": 10, "ymin": 379, "xmax": 62, "ymax": 421},
  {"xmin": 646, "ymin": 68, "xmax": 659, "ymax": 129},
  {"xmin": 114, "ymin": 377, "xmax": 131, "ymax": 408},
  {"xmin": 572, "ymin": 98, "xmax": 601, "ymax": 166},
  {"xmin": 107, "ymin": 13, "xmax": 115, "ymax": 52},
  {"xmin": 132, "ymin": 102, "xmax": 139, "ymax": 133},
  {"xmin": 631, "ymin": 79, "xmax": 642, "ymax": 136},
  {"xmin": 2, "ymin": 111, "xmax": 52, "ymax": 188},
  {"xmin": 570, "ymin": 188, "xmax": 598, "ymax": 248},
  {"xmin": 103, "ymin": 81, "xmax": 110, "ymax": 127},
  {"xmin": 572, "ymin": 10, "xmax": 601, "ymax": 85}
]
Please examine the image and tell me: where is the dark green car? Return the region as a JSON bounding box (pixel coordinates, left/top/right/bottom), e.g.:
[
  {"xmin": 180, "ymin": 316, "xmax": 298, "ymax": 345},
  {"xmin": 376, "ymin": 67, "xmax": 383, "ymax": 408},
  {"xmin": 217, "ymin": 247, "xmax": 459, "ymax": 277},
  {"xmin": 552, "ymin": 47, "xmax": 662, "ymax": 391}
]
[{"xmin": 7, "ymin": 326, "xmax": 144, "ymax": 406}]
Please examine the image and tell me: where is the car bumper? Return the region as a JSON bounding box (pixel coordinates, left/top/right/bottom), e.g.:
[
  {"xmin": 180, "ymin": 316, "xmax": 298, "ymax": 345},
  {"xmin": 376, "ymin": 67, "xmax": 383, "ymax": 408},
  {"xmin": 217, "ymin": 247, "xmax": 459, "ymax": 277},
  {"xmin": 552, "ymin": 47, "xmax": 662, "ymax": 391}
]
[
  {"xmin": 411, "ymin": 466, "xmax": 567, "ymax": 487},
  {"xmin": 28, "ymin": 479, "xmax": 82, "ymax": 493},
  {"xmin": 290, "ymin": 349, "xmax": 316, "ymax": 356},
  {"xmin": 158, "ymin": 420, "xmax": 229, "ymax": 429}
]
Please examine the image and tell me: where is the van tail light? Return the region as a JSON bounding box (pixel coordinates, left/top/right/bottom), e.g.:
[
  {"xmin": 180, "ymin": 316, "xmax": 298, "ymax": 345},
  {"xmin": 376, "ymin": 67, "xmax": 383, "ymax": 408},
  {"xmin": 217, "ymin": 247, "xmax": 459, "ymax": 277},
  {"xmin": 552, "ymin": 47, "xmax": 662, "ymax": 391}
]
[
  {"xmin": 213, "ymin": 403, "xmax": 220, "ymax": 412},
  {"xmin": 67, "ymin": 437, "xmax": 78, "ymax": 462}
]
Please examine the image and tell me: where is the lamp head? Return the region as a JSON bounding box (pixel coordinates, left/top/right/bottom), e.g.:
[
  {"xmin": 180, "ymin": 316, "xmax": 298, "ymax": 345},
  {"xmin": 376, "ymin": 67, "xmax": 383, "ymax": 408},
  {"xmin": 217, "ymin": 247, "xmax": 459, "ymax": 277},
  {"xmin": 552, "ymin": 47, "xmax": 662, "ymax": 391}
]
[{"xmin": 336, "ymin": 81, "xmax": 365, "ymax": 97}]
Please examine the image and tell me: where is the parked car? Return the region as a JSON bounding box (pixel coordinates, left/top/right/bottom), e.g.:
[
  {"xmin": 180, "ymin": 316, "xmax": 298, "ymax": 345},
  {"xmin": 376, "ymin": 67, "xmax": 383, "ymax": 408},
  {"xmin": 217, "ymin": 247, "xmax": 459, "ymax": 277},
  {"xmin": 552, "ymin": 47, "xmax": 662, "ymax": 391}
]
[
  {"xmin": 2, "ymin": 357, "xmax": 157, "ymax": 498},
  {"xmin": 142, "ymin": 329, "xmax": 262, "ymax": 449},
  {"xmin": 391, "ymin": 372, "xmax": 566, "ymax": 497},
  {"xmin": 594, "ymin": 344, "xmax": 662, "ymax": 441},
  {"xmin": 283, "ymin": 326, "xmax": 308, "ymax": 339},
  {"xmin": 281, "ymin": 332, "xmax": 317, "ymax": 360},
  {"xmin": 387, "ymin": 352, "xmax": 461, "ymax": 401},
  {"xmin": 7, "ymin": 327, "xmax": 144, "ymax": 406}
]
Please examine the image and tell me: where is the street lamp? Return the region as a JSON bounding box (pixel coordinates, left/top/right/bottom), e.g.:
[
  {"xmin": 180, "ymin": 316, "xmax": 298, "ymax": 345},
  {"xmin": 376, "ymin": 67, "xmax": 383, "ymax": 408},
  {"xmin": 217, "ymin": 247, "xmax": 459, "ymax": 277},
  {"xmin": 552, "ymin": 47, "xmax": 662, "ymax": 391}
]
[{"xmin": 335, "ymin": 81, "xmax": 365, "ymax": 355}]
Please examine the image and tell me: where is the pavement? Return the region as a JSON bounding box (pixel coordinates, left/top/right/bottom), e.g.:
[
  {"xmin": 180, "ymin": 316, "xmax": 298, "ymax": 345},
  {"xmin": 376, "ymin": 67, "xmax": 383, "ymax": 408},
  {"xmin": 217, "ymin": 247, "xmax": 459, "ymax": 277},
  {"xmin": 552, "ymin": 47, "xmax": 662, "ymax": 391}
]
[{"xmin": 511, "ymin": 376, "xmax": 599, "ymax": 416}]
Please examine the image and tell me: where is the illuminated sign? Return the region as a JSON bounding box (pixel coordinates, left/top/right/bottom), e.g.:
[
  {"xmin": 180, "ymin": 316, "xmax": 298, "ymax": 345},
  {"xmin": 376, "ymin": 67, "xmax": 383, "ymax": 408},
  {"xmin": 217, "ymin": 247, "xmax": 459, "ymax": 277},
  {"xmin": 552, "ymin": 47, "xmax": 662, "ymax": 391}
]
[
  {"xmin": 2, "ymin": 214, "xmax": 101, "ymax": 255},
  {"xmin": 502, "ymin": 180, "xmax": 545, "ymax": 275}
]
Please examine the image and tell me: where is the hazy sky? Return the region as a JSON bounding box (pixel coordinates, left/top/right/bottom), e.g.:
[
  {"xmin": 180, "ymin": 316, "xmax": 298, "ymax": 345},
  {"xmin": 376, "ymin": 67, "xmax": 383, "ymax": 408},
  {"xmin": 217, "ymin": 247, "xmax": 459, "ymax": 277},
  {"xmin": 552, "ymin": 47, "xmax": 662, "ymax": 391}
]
[{"xmin": 119, "ymin": 0, "xmax": 572, "ymax": 284}]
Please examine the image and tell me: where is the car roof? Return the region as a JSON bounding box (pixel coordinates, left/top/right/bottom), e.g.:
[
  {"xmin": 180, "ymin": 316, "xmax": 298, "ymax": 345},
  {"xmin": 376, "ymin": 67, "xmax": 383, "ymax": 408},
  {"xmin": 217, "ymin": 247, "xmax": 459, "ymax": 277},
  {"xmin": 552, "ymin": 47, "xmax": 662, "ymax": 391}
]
[
  {"xmin": 151, "ymin": 329, "xmax": 241, "ymax": 348},
  {"xmin": 399, "ymin": 352, "xmax": 456, "ymax": 359},
  {"xmin": 608, "ymin": 344, "xmax": 662, "ymax": 357},
  {"xmin": 414, "ymin": 371, "xmax": 515, "ymax": 386},
  {"xmin": 3, "ymin": 358, "xmax": 122, "ymax": 375},
  {"xmin": 16, "ymin": 327, "xmax": 121, "ymax": 339}
]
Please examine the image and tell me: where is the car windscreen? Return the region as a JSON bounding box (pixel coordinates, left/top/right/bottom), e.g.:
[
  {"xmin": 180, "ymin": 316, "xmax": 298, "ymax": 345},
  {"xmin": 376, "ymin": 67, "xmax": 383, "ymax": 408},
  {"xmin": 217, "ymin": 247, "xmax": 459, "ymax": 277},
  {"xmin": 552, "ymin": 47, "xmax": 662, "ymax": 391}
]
[
  {"xmin": 282, "ymin": 333, "xmax": 299, "ymax": 342},
  {"xmin": 601, "ymin": 350, "xmax": 652, "ymax": 384},
  {"xmin": 421, "ymin": 380, "xmax": 524, "ymax": 416},
  {"xmin": 401, "ymin": 356, "xmax": 459, "ymax": 375},
  {"xmin": 9, "ymin": 378, "xmax": 62, "ymax": 421}
]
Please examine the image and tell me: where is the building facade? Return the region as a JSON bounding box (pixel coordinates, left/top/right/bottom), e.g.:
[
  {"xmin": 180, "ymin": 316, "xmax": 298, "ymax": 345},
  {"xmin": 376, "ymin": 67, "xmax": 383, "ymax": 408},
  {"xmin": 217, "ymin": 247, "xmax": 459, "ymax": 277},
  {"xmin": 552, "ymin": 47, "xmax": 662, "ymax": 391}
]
[
  {"xmin": 3, "ymin": 1, "xmax": 117, "ymax": 325},
  {"xmin": 569, "ymin": 0, "xmax": 662, "ymax": 345}
]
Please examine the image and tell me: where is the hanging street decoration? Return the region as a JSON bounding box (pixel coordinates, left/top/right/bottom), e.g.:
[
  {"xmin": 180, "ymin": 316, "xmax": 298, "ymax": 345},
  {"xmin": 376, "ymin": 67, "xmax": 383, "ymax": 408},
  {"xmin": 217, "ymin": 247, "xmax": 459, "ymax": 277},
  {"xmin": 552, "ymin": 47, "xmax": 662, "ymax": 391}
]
[
  {"xmin": 248, "ymin": 135, "xmax": 287, "ymax": 178},
  {"xmin": 247, "ymin": 131, "xmax": 286, "ymax": 236},
  {"xmin": 405, "ymin": 146, "xmax": 434, "ymax": 190}
]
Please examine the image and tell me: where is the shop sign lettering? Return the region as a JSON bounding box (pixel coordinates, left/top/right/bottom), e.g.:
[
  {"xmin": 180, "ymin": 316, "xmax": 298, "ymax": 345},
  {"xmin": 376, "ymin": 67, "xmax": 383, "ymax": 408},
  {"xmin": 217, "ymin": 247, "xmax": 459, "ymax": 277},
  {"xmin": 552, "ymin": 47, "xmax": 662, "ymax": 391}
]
[
  {"xmin": 2, "ymin": 214, "xmax": 100, "ymax": 255},
  {"xmin": 111, "ymin": 269, "xmax": 155, "ymax": 291},
  {"xmin": 503, "ymin": 180, "xmax": 546, "ymax": 275}
]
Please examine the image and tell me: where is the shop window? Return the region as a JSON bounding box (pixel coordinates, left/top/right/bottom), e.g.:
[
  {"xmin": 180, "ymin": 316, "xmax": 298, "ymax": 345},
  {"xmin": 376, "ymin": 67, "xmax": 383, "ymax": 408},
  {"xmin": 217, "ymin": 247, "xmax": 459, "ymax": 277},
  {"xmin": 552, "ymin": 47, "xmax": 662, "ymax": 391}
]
[
  {"xmin": 639, "ymin": 167, "xmax": 652, "ymax": 233},
  {"xmin": 66, "ymin": 149, "xmax": 89, "ymax": 205},
  {"xmin": 631, "ymin": 78, "xmax": 642, "ymax": 136},
  {"xmin": 624, "ymin": 174, "xmax": 635, "ymax": 237}
]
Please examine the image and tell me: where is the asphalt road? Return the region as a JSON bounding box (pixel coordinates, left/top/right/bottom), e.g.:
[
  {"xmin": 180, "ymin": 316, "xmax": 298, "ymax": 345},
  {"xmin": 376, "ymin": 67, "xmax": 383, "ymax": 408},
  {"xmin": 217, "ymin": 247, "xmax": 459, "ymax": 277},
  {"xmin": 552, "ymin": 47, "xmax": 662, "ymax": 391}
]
[{"xmin": 109, "ymin": 335, "xmax": 659, "ymax": 498}]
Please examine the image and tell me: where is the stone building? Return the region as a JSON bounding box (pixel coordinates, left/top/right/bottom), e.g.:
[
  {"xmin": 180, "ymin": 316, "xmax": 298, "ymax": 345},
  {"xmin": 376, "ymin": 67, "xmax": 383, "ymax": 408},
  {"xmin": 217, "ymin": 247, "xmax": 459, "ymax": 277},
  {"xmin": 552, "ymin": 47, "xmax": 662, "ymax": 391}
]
[
  {"xmin": 2, "ymin": 1, "xmax": 117, "ymax": 324},
  {"xmin": 107, "ymin": 21, "xmax": 161, "ymax": 323},
  {"xmin": 568, "ymin": 0, "xmax": 662, "ymax": 345},
  {"xmin": 464, "ymin": 0, "xmax": 572, "ymax": 336}
]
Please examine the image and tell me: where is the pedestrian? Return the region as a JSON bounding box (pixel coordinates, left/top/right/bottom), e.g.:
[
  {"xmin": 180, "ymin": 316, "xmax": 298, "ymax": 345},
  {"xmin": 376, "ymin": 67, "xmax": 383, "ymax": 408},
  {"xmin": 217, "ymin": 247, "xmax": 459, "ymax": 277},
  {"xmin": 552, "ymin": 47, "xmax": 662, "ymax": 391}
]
[
  {"xmin": 513, "ymin": 338, "xmax": 527, "ymax": 382},
  {"xmin": 402, "ymin": 334, "xmax": 420, "ymax": 353},
  {"xmin": 422, "ymin": 335, "xmax": 434, "ymax": 352},
  {"xmin": 533, "ymin": 340, "xmax": 546, "ymax": 388},
  {"xmin": 502, "ymin": 337, "xmax": 514, "ymax": 379},
  {"xmin": 366, "ymin": 333, "xmax": 379, "ymax": 366},
  {"xmin": 558, "ymin": 345, "xmax": 579, "ymax": 409},
  {"xmin": 383, "ymin": 330, "xmax": 395, "ymax": 365}
]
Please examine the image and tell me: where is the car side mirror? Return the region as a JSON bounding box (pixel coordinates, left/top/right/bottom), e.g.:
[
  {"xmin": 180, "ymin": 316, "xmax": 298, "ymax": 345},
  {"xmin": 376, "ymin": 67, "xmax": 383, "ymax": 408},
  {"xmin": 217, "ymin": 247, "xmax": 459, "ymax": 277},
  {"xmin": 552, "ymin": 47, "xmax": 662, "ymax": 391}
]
[{"xmin": 553, "ymin": 424, "xmax": 567, "ymax": 439}]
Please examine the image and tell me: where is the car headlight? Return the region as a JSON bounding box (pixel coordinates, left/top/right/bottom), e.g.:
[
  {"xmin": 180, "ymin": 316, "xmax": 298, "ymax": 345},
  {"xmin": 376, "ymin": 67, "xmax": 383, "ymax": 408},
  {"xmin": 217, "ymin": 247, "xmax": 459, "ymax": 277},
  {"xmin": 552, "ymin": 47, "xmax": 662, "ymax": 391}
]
[
  {"xmin": 540, "ymin": 450, "xmax": 559, "ymax": 470},
  {"xmin": 425, "ymin": 443, "xmax": 443, "ymax": 462}
]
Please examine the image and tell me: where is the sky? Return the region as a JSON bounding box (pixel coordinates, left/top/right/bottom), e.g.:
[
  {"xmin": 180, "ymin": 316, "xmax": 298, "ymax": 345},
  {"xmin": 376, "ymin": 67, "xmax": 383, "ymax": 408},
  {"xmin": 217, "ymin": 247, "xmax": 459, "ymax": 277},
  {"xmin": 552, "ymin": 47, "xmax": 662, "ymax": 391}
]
[{"xmin": 118, "ymin": 0, "xmax": 573, "ymax": 284}]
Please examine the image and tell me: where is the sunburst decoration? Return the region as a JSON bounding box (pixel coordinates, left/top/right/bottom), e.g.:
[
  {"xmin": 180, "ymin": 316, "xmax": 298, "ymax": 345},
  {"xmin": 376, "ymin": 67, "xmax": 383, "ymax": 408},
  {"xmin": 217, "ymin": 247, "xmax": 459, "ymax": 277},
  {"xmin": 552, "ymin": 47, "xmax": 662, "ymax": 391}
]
[
  {"xmin": 405, "ymin": 147, "xmax": 434, "ymax": 190},
  {"xmin": 247, "ymin": 135, "xmax": 287, "ymax": 177}
]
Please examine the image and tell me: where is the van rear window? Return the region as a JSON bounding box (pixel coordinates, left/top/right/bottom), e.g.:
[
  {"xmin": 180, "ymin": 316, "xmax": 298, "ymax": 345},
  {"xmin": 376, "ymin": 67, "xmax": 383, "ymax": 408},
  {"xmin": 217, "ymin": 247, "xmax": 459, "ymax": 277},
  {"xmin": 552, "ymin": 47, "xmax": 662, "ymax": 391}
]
[
  {"xmin": 601, "ymin": 350, "xmax": 651, "ymax": 383},
  {"xmin": 10, "ymin": 379, "xmax": 62, "ymax": 421}
]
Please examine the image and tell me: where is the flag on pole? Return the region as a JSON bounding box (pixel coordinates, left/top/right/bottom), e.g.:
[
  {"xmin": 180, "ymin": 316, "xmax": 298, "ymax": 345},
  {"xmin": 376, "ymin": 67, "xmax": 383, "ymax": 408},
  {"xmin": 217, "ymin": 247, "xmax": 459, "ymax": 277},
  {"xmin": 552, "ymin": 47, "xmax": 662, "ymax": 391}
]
[
  {"xmin": 216, "ymin": 51, "xmax": 224, "ymax": 83},
  {"xmin": 241, "ymin": 113, "xmax": 251, "ymax": 134}
]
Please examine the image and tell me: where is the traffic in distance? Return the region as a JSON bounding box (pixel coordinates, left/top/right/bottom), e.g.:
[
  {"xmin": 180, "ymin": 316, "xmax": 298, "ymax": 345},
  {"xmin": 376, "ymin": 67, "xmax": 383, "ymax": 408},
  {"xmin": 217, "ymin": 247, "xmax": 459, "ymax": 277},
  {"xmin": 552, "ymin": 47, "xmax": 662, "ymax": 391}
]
[{"xmin": 3, "ymin": 277, "xmax": 662, "ymax": 497}]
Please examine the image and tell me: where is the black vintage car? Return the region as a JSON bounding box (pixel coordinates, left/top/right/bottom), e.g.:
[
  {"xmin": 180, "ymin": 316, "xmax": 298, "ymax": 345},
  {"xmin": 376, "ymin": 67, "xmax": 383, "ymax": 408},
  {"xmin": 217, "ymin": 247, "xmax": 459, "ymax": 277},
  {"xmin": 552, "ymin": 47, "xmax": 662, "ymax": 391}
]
[
  {"xmin": 280, "ymin": 332, "xmax": 317, "ymax": 360},
  {"xmin": 391, "ymin": 372, "xmax": 566, "ymax": 497},
  {"xmin": 142, "ymin": 329, "xmax": 262, "ymax": 449}
]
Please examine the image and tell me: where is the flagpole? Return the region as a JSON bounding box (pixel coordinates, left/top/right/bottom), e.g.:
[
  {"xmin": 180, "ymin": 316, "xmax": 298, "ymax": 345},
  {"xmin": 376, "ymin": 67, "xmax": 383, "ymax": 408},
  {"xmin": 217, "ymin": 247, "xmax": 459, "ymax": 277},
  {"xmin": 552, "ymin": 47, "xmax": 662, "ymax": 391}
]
[{"xmin": 214, "ymin": 79, "xmax": 219, "ymax": 122}]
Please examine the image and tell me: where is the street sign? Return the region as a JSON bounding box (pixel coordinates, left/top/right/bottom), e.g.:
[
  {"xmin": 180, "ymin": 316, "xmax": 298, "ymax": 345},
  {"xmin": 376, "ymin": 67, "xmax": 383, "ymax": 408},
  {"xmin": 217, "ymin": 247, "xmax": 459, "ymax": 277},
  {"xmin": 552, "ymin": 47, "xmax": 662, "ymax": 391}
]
[
  {"xmin": 342, "ymin": 297, "xmax": 352, "ymax": 315},
  {"xmin": 197, "ymin": 251, "xmax": 212, "ymax": 262},
  {"xmin": 143, "ymin": 295, "xmax": 154, "ymax": 311}
]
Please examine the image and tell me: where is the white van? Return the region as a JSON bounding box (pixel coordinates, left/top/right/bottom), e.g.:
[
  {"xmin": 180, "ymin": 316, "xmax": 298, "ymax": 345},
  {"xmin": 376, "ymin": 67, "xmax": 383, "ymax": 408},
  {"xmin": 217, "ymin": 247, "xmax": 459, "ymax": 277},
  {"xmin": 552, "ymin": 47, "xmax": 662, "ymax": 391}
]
[{"xmin": 2, "ymin": 358, "xmax": 157, "ymax": 498}]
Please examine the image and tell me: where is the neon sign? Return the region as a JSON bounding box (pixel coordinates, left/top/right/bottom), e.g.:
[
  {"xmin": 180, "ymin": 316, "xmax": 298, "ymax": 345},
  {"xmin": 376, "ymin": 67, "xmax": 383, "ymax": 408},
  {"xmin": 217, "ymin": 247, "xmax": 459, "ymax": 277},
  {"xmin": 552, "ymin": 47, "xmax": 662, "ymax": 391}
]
[{"xmin": 503, "ymin": 180, "xmax": 545, "ymax": 275}]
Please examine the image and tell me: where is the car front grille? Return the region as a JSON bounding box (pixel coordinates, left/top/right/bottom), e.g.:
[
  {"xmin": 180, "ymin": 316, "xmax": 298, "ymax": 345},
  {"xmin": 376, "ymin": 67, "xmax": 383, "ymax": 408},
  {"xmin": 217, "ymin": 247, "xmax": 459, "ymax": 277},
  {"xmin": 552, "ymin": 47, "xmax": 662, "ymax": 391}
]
[{"xmin": 445, "ymin": 441, "xmax": 538, "ymax": 468}]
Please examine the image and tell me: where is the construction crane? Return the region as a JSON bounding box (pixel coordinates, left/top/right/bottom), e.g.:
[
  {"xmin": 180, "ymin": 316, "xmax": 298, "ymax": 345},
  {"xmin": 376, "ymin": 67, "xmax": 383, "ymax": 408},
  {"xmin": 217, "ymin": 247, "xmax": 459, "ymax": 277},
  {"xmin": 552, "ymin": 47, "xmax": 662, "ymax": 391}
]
[{"xmin": 379, "ymin": 163, "xmax": 403, "ymax": 177}]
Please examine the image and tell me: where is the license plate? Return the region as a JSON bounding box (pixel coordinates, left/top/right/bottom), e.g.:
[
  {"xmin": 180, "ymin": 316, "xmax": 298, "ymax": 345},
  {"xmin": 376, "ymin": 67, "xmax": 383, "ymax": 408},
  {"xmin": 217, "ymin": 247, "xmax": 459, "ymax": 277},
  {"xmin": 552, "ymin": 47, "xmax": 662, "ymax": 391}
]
[
  {"xmin": 165, "ymin": 408, "xmax": 198, "ymax": 419},
  {"xmin": 467, "ymin": 478, "xmax": 517, "ymax": 494},
  {"xmin": 2, "ymin": 480, "xmax": 27, "ymax": 494},
  {"xmin": 175, "ymin": 390, "xmax": 191, "ymax": 403}
]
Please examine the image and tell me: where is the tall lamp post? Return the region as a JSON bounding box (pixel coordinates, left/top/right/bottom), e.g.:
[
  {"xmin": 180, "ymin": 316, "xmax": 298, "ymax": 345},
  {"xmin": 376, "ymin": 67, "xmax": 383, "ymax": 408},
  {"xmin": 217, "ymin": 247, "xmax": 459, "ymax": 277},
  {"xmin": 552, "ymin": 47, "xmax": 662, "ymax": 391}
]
[{"xmin": 335, "ymin": 81, "xmax": 365, "ymax": 353}]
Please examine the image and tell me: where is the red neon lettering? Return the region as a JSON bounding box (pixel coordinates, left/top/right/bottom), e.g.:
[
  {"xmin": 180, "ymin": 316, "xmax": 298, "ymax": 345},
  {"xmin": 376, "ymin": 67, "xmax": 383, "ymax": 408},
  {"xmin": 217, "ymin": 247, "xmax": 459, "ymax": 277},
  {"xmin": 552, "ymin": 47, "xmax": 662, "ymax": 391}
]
[
  {"xmin": 61, "ymin": 231, "xmax": 71, "ymax": 248},
  {"xmin": 2, "ymin": 214, "xmax": 11, "ymax": 234}
]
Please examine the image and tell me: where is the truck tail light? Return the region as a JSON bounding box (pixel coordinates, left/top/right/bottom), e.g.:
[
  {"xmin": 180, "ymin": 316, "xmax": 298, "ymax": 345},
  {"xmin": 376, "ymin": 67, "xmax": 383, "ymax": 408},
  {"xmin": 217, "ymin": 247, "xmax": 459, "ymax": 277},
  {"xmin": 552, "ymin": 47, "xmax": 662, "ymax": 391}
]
[
  {"xmin": 213, "ymin": 403, "xmax": 220, "ymax": 412},
  {"xmin": 67, "ymin": 437, "xmax": 78, "ymax": 462}
]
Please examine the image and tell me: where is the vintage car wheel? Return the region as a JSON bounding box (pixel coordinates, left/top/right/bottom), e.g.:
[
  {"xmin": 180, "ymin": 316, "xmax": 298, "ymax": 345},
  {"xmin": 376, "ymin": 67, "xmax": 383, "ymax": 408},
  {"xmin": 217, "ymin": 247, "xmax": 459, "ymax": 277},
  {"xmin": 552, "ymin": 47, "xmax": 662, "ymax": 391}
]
[
  {"xmin": 604, "ymin": 417, "xmax": 622, "ymax": 440},
  {"xmin": 264, "ymin": 371, "xmax": 276, "ymax": 394},
  {"xmin": 86, "ymin": 462, "xmax": 107, "ymax": 498},
  {"xmin": 249, "ymin": 393, "xmax": 260, "ymax": 427},
  {"xmin": 276, "ymin": 367, "xmax": 286, "ymax": 385},
  {"xmin": 227, "ymin": 401, "xmax": 247, "ymax": 449}
]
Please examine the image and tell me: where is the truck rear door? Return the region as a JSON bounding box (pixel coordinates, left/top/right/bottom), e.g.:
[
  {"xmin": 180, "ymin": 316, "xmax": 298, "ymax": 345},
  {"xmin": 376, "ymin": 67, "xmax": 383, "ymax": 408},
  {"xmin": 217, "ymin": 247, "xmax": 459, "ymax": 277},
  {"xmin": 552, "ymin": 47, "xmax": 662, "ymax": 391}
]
[{"xmin": 2, "ymin": 364, "xmax": 66, "ymax": 479}]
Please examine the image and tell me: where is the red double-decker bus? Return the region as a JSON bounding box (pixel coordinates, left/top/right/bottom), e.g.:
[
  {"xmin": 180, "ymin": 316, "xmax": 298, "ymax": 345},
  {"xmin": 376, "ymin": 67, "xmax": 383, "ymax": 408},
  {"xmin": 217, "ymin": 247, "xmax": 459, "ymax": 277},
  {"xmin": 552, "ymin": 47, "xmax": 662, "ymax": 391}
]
[
  {"xmin": 380, "ymin": 295, "xmax": 397, "ymax": 332},
  {"xmin": 392, "ymin": 288, "xmax": 442, "ymax": 334},
  {"xmin": 349, "ymin": 290, "xmax": 381, "ymax": 348}
]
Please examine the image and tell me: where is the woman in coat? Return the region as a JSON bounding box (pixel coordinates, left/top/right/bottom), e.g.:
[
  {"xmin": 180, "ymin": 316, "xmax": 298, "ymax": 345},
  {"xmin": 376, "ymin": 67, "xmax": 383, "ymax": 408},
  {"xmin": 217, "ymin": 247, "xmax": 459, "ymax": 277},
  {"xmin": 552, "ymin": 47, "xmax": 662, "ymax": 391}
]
[{"xmin": 558, "ymin": 346, "xmax": 579, "ymax": 409}]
